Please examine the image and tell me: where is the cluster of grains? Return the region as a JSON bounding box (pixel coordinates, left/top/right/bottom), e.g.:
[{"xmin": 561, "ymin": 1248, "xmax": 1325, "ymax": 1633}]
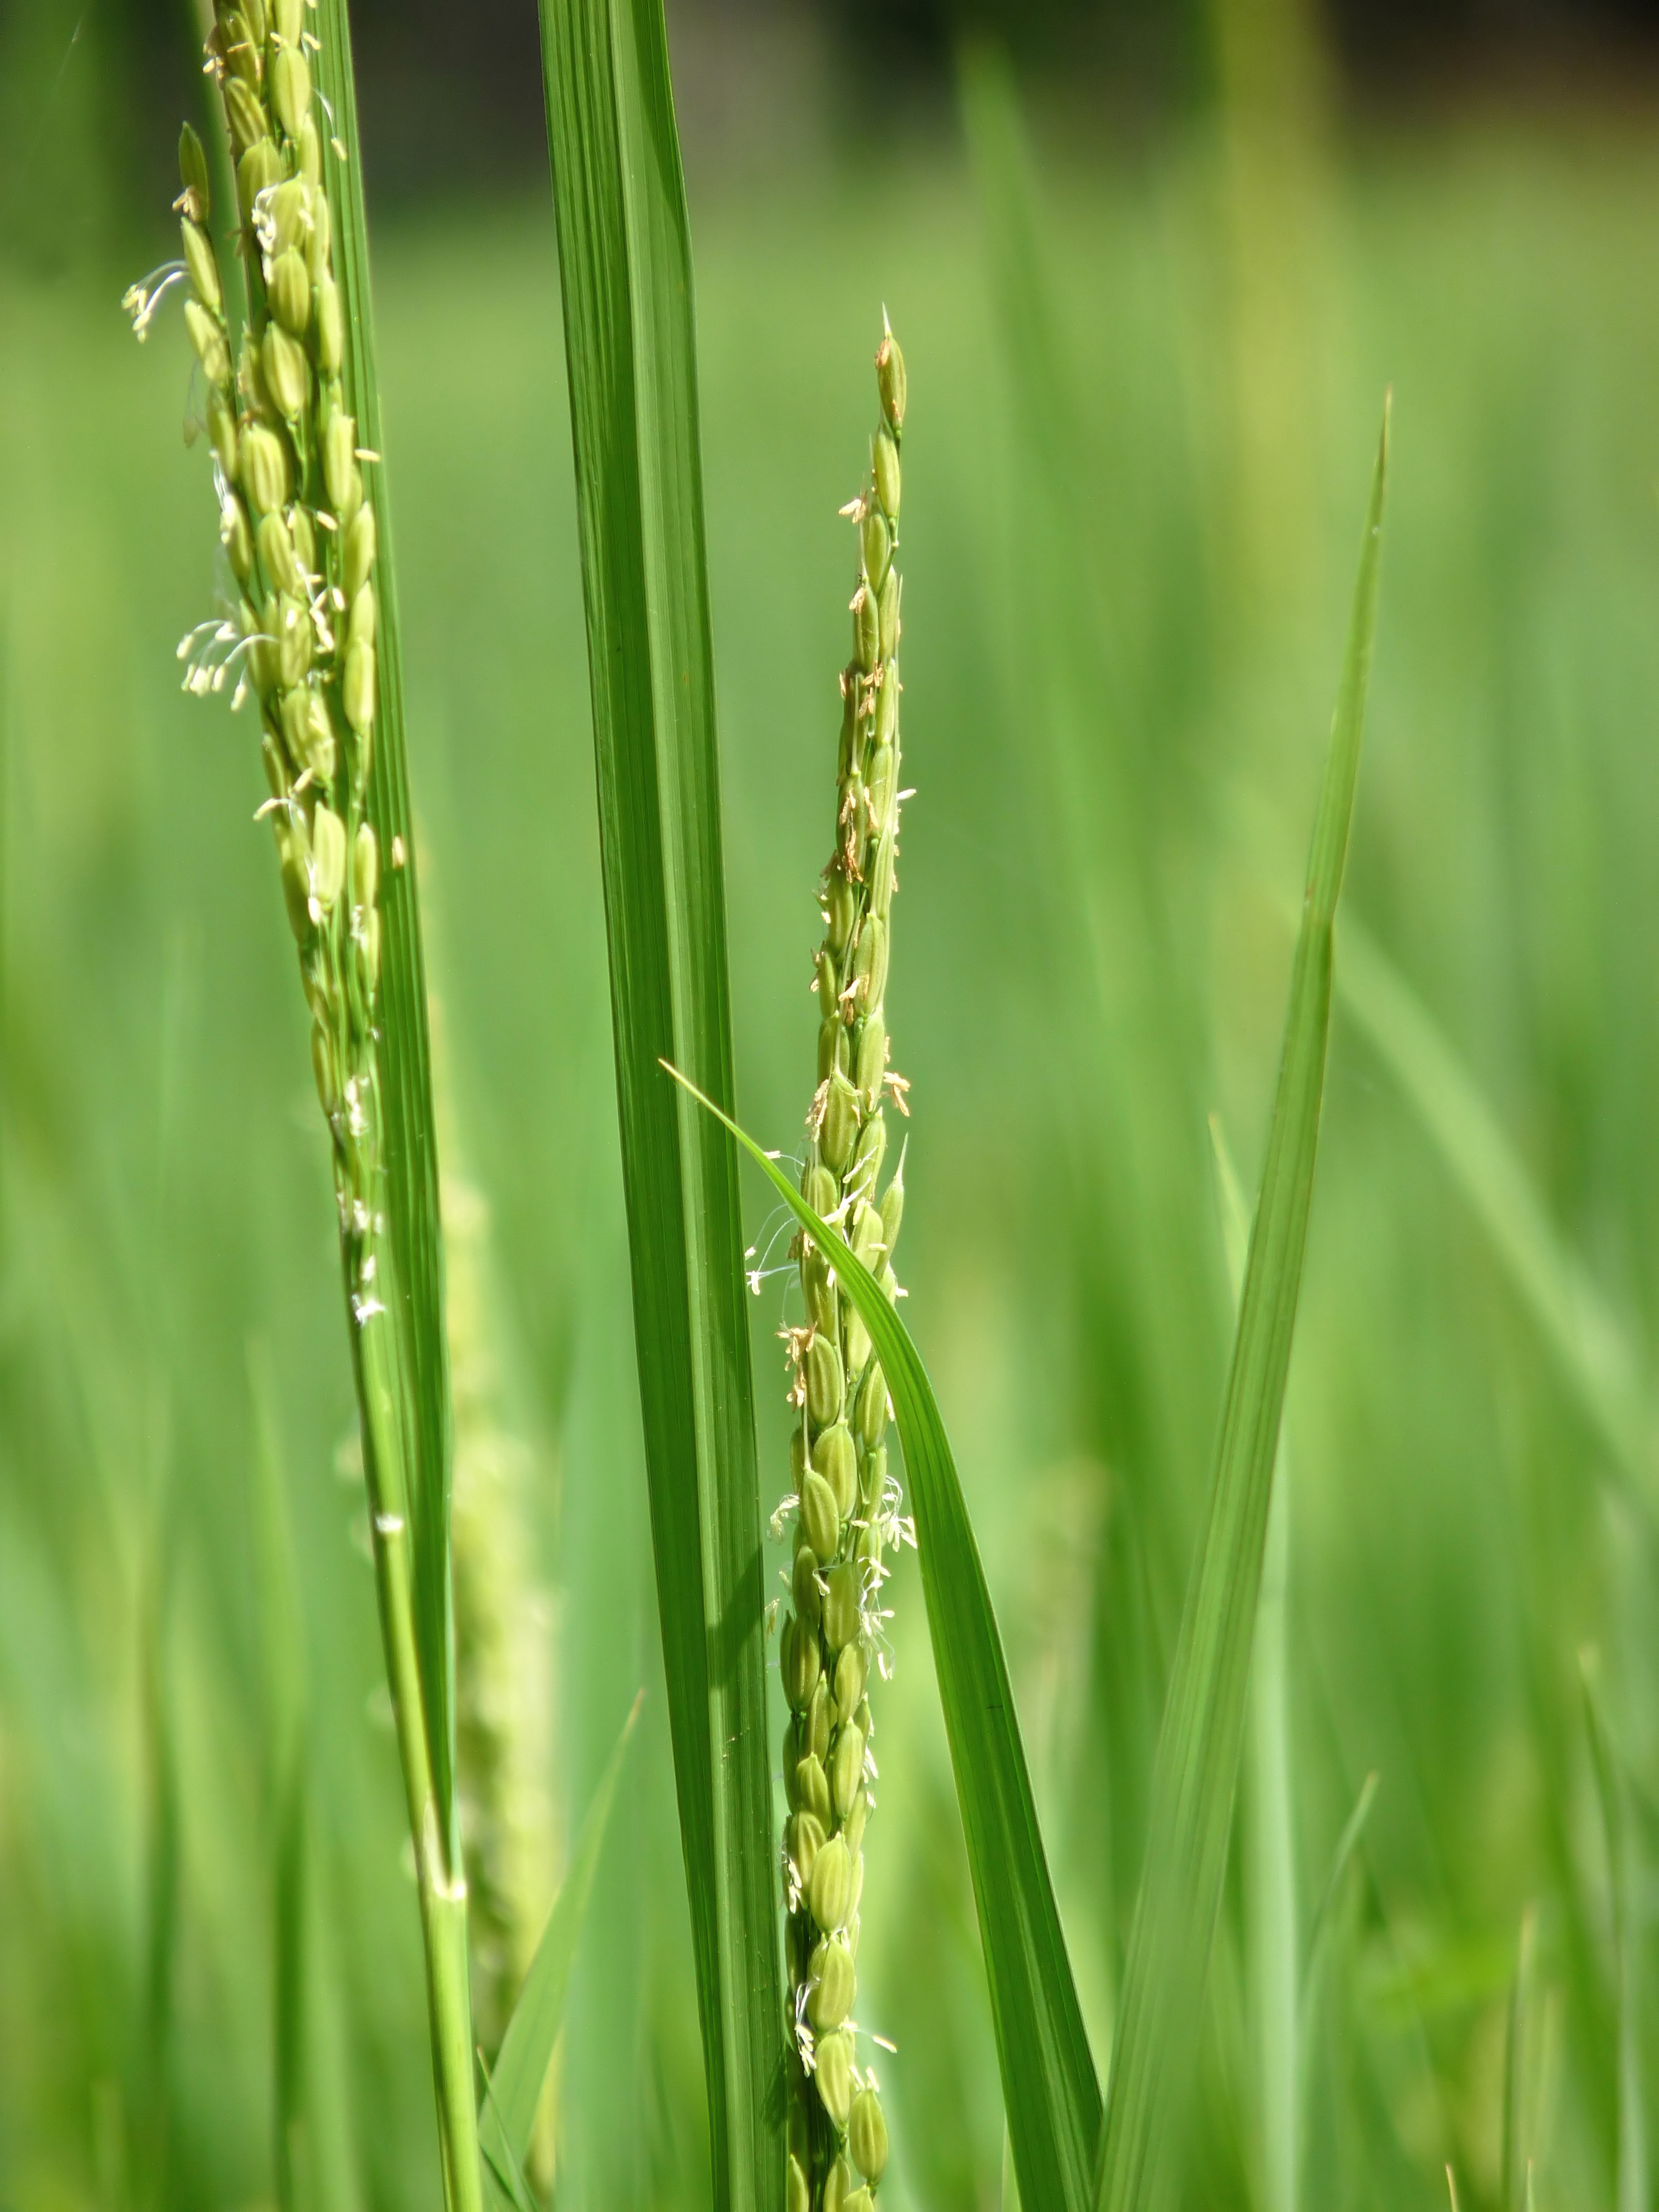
[
  {"xmin": 779, "ymin": 322, "xmax": 911, "ymax": 2212},
  {"xmin": 142, "ymin": 0, "xmax": 387, "ymax": 1332}
]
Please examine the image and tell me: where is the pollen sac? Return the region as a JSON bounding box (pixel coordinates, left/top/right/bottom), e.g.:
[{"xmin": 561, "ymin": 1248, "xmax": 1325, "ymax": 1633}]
[
  {"xmin": 781, "ymin": 1612, "xmax": 822, "ymax": 1712},
  {"xmin": 184, "ymin": 300, "xmax": 230, "ymax": 387},
  {"xmin": 800, "ymin": 1470, "xmax": 840, "ymax": 1566},
  {"xmin": 860, "ymin": 506, "xmax": 890, "ymax": 594},
  {"xmin": 821, "ymin": 1072, "xmax": 859, "ymax": 1174},
  {"xmin": 813, "ymin": 1423, "xmax": 857, "ymax": 1520},
  {"xmin": 315, "ymin": 274, "xmax": 343, "ymax": 375},
  {"xmin": 852, "ymin": 584, "xmax": 880, "ymax": 673},
  {"xmin": 792, "ymin": 1543, "xmax": 822, "ymax": 1629},
  {"xmin": 849, "ymin": 2088, "xmax": 889, "ymax": 2183},
  {"xmin": 834, "ymin": 1640, "xmax": 867, "ymax": 1724},
  {"xmin": 805, "ymin": 1330, "xmax": 844, "ymax": 1429},
  {"xmin": 873, "ymin": 424, "xmax": 900, "ymax": 518},
  {"xmin": 877, "ymin": 326, "xmax": 907, "ymax": 431},
  {"xmin": 814, "ymin": 2029, "xmax": 854, "ymax": 2127},
  {"xmin": 342, "ymin": 502, "xmax": 377, "ymax": 602},
  {"xmin": 240, "ymin": 423, "xmax": 290, "ymax": 515},
  {"xmin": 855, "ymin": 1015, "xmax": 886, "ymax": 1104},
  {"xmin": 344, "ymin": 637, "xmax": 377, "ymax": 736},
  {"xmin": 809, "ymin": 1835, "xmax": 853, "ymax": 1932},
  {"xmin": 268, "ymin": 247, "xmax": 310, "ymax": 334},
  {"xmin": 270, "ymin": 45, "xmax": 312, "ymax": 138},
  {"xmin": 823, "ymin": 1562, "xmax": 860, "ymax": 1652},
  {"xmin": 855, "ymin": 1364, "xmax": 886, "ymax": 1451},
  {"xmin": 794, "ymin": 1753, "xmax": 831, "ymax": 1828},
  {"xmin": 257, "ymin": 510, "xmax": 302, "ymax": 595},
  {"xmin": 807, "ymin": 1937, "xmax": 856, "ymax": 2031},
  {"xmin": 263, "ymin": 323, "xmax": 309, "ymax": 420}
]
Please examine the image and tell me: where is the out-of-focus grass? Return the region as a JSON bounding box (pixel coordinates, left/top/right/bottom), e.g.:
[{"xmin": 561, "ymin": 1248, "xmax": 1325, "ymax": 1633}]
[{"xmin": 6, "ymin": 55, "xmax": 1659, "ymax": 2210}]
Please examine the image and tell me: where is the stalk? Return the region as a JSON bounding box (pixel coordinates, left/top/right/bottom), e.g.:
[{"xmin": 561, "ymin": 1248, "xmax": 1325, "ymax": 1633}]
[
  {"xmin": 127, "ymin": 8, "xmax": 482, "ymax": 2205},
  {"xmin": 777, "ymin": 322, "xmax": 910, "ymax": 2212}
]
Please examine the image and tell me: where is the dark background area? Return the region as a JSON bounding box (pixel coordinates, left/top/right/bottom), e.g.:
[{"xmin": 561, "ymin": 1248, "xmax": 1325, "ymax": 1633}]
[{"xmin": 13, "ymin": 0, "xmax": 1659, "ymax": 229}]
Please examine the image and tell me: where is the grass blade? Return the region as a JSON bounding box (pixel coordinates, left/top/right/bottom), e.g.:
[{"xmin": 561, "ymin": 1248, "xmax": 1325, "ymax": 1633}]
[
  {"xmin": 1094, "ymin": 408, "xmax": 1389, "ymax": 2212},
  {"xmin": 1333, "ymin": 916, "xmax": 1653, "ymax": 1500},
  {"xmin": 1582, "ymin": 1652, "xmax": 1647, "ymax": 2212},
  {"xmin": 535, "ymin": 2, "xmax": 784, "ymax": 2200},
  {"xmin": 483, "ymin": 1690, "xmax": 643, "ymax": 2175},
  {"xmin": 665, "ymin": 1065, "xmax": 1102, "ymax": 2212},
  {"xmin": 1210, "ymin": 1119, "xmax": 1299, "ymax": 2212}
]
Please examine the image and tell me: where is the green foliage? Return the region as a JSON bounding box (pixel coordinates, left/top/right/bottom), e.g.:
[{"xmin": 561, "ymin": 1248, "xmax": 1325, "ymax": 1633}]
[
  {"xmin": 7, "ymin": 27, "xmax": 1659, "ymax": 2212},
  {"xmin": 534, "ymin": 0, "xmax": 783, "ymax": 2202}
]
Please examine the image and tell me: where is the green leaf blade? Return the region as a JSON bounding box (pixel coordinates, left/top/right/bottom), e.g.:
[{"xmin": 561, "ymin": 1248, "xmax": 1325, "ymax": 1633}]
[
  {"xmin": 1094, "ymin": 407, "xmax": 1389, "ymax": 2212},
  {"xmin": 535, "ymin": 4, "xmax": 783, "ymax": 2204}
]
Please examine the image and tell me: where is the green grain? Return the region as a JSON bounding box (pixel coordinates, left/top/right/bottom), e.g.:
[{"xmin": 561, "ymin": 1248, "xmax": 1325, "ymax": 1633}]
[{"xmin": 779, "ymin": 321, "xmax": 910, "ymax": 2212}]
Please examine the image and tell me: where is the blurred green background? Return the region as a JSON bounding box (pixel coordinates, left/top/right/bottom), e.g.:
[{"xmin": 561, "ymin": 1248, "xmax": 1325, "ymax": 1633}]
[{"xmin": 6, "ymin": 0, "xmax": 1659, "ymax": 2206}]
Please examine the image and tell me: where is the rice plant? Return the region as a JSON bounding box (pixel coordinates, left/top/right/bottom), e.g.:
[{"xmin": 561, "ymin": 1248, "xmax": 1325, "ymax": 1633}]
[
  {"xmin": 13, "ymin": 0, "xmax": 1658, "ymax": 2207},
  {"xmin": 774, "ymin": 323, "xmax": 910, "ymax": 2212},
  {"xmin": 129, "ymin": 3, "xmax": 485, "ymax": 2202}
]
